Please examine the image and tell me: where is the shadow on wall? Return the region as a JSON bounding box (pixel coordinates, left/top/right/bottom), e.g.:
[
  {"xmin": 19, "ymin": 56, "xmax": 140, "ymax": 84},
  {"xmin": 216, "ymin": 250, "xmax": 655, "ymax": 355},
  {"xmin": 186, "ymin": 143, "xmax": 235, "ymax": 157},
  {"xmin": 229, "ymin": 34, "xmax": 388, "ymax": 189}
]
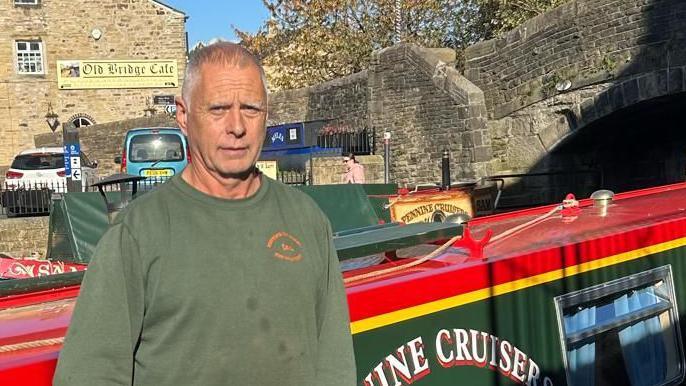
[{"xmin": 494, "ymin": 1, "xmax": 686, "ymax": 210}]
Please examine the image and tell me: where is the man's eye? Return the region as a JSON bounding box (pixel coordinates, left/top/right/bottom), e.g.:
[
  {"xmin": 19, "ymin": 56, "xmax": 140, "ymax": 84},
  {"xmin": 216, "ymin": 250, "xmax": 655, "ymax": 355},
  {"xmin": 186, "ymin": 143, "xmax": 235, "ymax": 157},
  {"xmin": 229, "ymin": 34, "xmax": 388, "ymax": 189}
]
[{"xmin": 242, "ymin": 107, "xmax": 262, "ymax": 116}]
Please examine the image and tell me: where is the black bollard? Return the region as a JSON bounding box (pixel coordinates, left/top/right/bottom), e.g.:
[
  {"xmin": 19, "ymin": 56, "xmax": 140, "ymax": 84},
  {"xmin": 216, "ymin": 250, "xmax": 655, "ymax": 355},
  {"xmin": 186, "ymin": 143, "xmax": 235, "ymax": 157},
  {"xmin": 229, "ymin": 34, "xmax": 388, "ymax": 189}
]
[{"xmin": 441, "ymin": 149, "xmax": 450, "ymax": 190}]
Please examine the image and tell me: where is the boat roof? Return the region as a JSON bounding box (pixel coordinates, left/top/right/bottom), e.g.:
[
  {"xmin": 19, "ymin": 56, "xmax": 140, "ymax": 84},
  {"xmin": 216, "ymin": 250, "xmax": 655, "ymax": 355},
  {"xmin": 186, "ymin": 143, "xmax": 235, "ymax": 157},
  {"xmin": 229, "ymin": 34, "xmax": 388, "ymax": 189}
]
[
  {"xmin": 343, "ymin": 182, "xmax": 686, "ymax": 330},
  {"xmin": 344, "ymin": 182, "xmax": 686, "ymax": 287},
  {"xmin": 473, "ymin": 183, "xmax": 686, "ymax": 260}
]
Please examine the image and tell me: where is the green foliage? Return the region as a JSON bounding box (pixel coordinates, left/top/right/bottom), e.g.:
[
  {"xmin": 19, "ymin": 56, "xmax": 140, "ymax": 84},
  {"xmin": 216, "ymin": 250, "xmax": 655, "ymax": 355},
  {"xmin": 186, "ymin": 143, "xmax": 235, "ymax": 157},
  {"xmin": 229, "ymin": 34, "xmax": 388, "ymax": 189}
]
[
  {"xmin": 541, "ymin": 72, "xmax": 563, "ymax": 97},
  {"xmin": 600, "ymin": 55, "xmax": 618, "ymax": 75},
  {"xmin": 236, "ymin": 0, "xmax": 568, "ymax": 90}
]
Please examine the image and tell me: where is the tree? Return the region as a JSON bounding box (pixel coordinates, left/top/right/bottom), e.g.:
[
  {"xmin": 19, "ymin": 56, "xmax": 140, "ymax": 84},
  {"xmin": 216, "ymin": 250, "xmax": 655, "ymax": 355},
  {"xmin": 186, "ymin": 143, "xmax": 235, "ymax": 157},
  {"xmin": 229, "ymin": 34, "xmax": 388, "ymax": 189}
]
[
  {"xmin": 236, "ymin": 0, "xmax": 567, "ymax": 90},
  {"xmin": 237, "ymin": 0, "xmax": 466, "ymax": 90}
]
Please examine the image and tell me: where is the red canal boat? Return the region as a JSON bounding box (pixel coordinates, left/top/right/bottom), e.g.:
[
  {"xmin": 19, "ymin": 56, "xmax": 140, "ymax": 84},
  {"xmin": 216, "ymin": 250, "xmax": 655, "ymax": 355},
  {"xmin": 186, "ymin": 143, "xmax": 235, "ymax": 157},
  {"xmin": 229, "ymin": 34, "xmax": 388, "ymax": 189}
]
[{"xmin": 2, "ymin": 182, "xmax": 686, "ymax": 385}]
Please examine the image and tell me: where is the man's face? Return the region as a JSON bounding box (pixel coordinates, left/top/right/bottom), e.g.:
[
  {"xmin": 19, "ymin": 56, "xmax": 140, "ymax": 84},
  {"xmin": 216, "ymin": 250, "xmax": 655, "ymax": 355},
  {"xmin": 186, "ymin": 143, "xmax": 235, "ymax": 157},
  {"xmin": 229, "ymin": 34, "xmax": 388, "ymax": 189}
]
[{"xmin": 178, "ymin": 62, "xmax": 267, "ymax": 178}]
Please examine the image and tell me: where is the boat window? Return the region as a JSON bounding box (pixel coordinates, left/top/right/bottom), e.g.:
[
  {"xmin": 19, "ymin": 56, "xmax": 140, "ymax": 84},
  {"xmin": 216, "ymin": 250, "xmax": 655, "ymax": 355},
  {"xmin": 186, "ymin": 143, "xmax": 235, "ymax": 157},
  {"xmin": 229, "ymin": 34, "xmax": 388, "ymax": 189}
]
[{"xmin": 554, "ymin": 266, "xmax": 685, "ymax": 386}]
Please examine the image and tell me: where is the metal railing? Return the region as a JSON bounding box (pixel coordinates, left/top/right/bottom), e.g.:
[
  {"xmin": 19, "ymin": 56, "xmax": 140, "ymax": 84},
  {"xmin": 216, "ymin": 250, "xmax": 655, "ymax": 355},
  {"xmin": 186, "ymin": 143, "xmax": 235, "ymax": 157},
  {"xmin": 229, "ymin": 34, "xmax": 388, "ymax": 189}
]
[
  {"xmin": 88, "ymin": 177, "xmax": 171, "ymax": 193},
  {"xmin": 316, "ymin": 128, "xmax": 375, "ymax": 155},
  {"xmin": 277, "ymin": 170, "xmax": 307, "ymax": 185},
  {"xmin": 485, "ymin": 169, "xmax": 604, "ymax": 210},
  {"xmin": 0, "ymin": 178, "xmax": 174, "ymax": 218},
  {"xmin": 0, "ymin": 181, "xmax": 67, "ymax": 217},
  {"xmin": 0, "ymin": 173, "xmax": 311, "ymax": 218}
]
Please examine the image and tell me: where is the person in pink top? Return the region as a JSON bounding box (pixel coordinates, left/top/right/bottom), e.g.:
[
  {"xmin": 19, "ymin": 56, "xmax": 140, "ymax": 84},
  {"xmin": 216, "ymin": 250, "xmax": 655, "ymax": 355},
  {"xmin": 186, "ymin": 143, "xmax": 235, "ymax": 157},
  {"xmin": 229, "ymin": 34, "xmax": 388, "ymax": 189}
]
[{"xmin": 341, "ymin": 153, "xmax": 365, "ymax": 183}]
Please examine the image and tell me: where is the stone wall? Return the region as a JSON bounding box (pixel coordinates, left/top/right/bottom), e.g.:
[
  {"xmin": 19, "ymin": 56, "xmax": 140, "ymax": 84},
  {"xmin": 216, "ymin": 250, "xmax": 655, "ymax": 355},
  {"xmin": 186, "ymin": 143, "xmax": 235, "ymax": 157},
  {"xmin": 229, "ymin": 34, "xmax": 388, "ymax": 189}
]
[
  {"xmin": 0, "ymin": 217, "xmax": 49, "ymax": 257},
  {"xmin": 368, "ymin": 45, "xmax": 492, "ymax": 185},
  {"xmin": 268, "ymin": 70, "xmax": 369, "ymax": 129},
  {"xmin": 34, "ymin": 114, "xmax": 178, "ymax": 177},
  {"xmin": 464, "ymin": 0, "xmax": 686, "ymax": 119},
  {"xmin": 0, "ymin": 0, "xmax": 187, "ymax": 167},
  {"xmin": 269, "ymin": 43, "xmax": 493, "ymax": 186},
  {"xmin": 457, "ymin": 0, "xmax": 686, "ymax": 206}
]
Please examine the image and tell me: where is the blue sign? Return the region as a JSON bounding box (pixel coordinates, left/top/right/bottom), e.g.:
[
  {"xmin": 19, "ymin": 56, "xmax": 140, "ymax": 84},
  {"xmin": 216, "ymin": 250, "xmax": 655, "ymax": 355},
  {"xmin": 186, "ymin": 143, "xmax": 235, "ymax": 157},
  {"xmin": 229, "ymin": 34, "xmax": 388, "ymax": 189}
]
[
  {"xmin": 63, "ymin": 143, "xmax": 80, "ymax": 177},
  {"xmin": 263, "ymin": 123, "xmax": 304, "ymax": 151},
  {"xmin": 63, "ymin": 145, "xmax": 70, "ymax": 177},
  {"xmin": 269, "ymin": 128, "xmax": 285, "ymax": 145}
]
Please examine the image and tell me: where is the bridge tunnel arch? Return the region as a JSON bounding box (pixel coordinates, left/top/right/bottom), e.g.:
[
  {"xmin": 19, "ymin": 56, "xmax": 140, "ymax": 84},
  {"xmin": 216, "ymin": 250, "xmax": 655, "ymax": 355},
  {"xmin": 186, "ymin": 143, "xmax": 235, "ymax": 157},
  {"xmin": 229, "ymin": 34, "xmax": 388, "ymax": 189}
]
[
  {"xmin": 494, "ymin": 91, "xmax": 686, "ymax": 209},
  {"xmin": 547, "ymin": 92, "xmax": 686, "ymax": 197}
]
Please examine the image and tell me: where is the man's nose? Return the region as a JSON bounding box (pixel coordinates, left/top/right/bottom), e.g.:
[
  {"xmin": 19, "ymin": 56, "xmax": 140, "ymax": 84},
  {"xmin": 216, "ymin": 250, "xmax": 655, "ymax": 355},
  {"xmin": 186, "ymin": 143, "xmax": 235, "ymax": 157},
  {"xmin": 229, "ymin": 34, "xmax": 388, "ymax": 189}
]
[{"xmin": 224, "ymin": 106, "xmax": 246, "ymax": 137}]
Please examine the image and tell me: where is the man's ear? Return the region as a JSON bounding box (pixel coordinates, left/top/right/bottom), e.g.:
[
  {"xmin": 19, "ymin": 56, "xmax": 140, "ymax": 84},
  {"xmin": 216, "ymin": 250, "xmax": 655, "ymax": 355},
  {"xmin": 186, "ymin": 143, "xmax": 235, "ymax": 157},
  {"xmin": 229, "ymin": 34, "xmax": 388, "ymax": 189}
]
[{"xmin": 175, "ymin": 96, "xmax": 189, "ymax": 136}]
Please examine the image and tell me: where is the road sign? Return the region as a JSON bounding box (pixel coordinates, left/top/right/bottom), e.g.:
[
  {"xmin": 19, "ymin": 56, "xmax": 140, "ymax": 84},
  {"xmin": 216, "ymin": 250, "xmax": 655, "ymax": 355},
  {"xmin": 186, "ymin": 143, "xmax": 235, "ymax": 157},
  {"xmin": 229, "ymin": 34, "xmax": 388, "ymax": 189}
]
[
  {"xmin": 165, "ymin": 104, "xmax": 176, "ymax": 114},
  {"xmin": 154, "ymin": 95, "xmax": 176, "ymax": 105},
  {"xmin": 63, "ymin": 123, "xmax": 82, "ymax": 192}
]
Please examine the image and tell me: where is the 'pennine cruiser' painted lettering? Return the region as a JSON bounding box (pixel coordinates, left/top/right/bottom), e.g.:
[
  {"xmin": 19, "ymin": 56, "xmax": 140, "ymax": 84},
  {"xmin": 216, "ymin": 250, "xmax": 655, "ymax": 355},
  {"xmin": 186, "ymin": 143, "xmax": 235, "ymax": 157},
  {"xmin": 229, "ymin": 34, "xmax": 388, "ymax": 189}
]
[{"xmin": 362, "ymin": 329, "xmax": 554, "ymax": 386}]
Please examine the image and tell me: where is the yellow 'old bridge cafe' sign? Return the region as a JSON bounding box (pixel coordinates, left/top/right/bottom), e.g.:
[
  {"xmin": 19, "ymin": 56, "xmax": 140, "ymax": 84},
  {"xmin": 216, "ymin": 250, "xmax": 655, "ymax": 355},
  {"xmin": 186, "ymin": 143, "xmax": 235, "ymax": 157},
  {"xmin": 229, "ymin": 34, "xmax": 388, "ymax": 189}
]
[{"xmin": 56, "ymin": 60, "xmax": 178, "ymax": 89}]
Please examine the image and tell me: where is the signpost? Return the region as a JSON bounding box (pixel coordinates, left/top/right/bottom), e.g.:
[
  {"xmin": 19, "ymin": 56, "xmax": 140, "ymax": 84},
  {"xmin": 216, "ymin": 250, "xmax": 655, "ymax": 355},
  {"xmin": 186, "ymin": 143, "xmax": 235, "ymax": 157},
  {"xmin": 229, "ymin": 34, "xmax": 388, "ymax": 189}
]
[
  {"xmin": 384, "ymin": 132, "xmax": 391, "ymax": 184},
  {"xmin": 62, "ymin": 122, "xmax": 82, "ymax": 192}
]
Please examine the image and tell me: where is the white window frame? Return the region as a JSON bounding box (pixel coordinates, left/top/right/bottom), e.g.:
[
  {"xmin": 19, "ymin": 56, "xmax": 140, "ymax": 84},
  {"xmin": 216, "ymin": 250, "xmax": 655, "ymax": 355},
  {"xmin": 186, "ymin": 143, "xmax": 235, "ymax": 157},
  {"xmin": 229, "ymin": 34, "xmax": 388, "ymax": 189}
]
[
  {"xmin": 555, "ymin": 265, "xmax": 685, "ymax": 386},
  {"xmin": 14, "ymin": 0, "xmax": 40, "ymax": 5},
  {"xmin": 15, "ymin": 40, "xmax": 45, "ymax": 75}
]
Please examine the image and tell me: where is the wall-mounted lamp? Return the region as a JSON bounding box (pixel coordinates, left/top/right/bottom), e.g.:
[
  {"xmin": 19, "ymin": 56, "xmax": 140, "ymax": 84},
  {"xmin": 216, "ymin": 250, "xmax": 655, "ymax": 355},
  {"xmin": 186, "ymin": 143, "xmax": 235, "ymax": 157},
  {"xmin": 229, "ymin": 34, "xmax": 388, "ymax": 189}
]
[
  {"xmin": 45, "ymin": 103, "xmax": 60, "ymax": 132},
  {"xmin": 555, "ymin": 80, "xmax": 572, "ymax": 92},
  {"xmin": 91, "ymin": 28, "xmax": 102, "ymax": 41}
]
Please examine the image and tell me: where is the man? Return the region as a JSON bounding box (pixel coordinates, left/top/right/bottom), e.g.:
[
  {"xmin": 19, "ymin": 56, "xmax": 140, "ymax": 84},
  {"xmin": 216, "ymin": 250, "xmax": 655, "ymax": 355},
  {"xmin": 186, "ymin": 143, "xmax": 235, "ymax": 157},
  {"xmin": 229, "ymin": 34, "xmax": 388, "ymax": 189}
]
[
  {"xmin": 342, "ymin": 153, "xmax": 365, "ymax": 184},
  {"xmin": 54, "ymin": 42, "xmax": 356, "ymax": 385}
]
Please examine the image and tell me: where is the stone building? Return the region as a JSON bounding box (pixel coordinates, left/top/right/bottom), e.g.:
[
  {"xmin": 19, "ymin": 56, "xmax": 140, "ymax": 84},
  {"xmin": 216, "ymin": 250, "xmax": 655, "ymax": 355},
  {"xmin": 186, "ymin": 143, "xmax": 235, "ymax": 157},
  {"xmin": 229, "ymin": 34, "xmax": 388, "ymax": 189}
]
[{"xmin": 0, "ymin": 0, "xmax": 187, "ymax": 166}]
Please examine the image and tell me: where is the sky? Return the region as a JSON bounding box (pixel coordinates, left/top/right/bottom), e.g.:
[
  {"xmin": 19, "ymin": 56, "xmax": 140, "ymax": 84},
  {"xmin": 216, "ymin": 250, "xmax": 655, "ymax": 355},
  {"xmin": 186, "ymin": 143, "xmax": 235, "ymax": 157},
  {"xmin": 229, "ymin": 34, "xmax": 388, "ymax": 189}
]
[{"xmin": 161, "ymin": 1, "xmax": 270, "ymax": 47}]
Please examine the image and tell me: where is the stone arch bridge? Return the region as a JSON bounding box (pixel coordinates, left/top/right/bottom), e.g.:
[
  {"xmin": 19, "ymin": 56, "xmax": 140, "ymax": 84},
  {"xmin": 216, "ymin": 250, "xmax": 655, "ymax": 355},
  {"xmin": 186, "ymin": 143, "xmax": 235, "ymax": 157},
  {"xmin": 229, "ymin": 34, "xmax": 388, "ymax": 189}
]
[
  {"xmin": 463, "ymin": 0, "xmax": 686, "ymax": 206},
  {"xmin": 266, "ymin": 0, "xmax": 686, "ymax": 207}
]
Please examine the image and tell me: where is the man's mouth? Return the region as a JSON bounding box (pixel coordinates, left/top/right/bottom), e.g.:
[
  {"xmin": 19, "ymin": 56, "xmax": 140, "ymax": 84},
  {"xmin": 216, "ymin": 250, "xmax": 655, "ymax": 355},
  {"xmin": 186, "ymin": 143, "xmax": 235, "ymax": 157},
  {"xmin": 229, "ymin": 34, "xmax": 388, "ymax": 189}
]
[{"xmin": 219, "ymin": 146, "xmax": 248, "ymax": 157}]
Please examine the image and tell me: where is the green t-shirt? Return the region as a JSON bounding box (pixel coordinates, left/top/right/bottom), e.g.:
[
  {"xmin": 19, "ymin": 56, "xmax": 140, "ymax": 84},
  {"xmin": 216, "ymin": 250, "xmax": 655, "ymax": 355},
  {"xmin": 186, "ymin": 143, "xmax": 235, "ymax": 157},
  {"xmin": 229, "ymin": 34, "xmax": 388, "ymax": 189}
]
[{"xmin": 54, "ymin": 175, "xmax": 356, "ymax": 386}]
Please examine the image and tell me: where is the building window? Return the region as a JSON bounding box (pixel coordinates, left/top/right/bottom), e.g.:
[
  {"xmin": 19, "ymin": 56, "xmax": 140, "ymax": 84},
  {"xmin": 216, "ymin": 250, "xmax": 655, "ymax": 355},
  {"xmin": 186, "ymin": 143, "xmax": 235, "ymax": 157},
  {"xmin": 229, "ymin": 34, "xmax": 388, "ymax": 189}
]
[
  {"xmin": 14, "ymin": 0, "xmax": 40, "ymax": 5},
  {"xmin": 71, "ymin": 117, "xmax": 93, "ymax": 128},
  {"xmin": 555, "ymin": 266, "xmax": 685, "ymax": 386},
  {"xmin": 15, "ymin": 40, "xmax": 44, "ymax": 74},
  {"xmin": 67, "ymin": 114, "xmax": 96, "ymax": 128}
]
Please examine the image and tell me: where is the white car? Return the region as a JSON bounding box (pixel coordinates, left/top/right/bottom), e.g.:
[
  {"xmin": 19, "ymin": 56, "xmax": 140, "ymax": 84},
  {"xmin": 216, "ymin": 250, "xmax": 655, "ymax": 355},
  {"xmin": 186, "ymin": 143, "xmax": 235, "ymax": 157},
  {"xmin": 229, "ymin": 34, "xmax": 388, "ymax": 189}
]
[{"xmin": 2, "ymin": 147, "xmax": 98, "ymax": 215}]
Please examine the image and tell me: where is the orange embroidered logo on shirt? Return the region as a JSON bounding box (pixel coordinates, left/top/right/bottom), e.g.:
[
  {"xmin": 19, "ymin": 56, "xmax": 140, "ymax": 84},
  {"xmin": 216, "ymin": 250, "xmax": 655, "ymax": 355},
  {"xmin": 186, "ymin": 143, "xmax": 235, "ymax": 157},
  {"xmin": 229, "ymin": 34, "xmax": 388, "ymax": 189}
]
[{"xmin": 267, "ymin": 232, "xmax": 303, "ymax": 262}]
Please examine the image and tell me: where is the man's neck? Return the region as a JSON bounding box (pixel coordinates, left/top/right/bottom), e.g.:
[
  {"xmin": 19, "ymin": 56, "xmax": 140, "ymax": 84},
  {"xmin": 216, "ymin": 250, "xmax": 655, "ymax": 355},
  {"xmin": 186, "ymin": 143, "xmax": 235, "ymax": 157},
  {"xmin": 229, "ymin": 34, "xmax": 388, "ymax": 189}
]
[{"xmin": 181, "ymin": 164, "xmax": 262, "ymax": 200}]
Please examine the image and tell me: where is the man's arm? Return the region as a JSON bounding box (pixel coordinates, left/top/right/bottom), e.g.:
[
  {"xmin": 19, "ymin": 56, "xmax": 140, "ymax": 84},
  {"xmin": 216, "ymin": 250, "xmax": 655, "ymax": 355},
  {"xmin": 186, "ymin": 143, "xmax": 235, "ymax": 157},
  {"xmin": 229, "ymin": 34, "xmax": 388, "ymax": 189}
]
[
  {"xmin": 315, "ymin": 221, "xmax": 357, "ymax": 385},
  {"xmin": 53, "ymin": 223, "xmax": 144, "ymax": 386}
]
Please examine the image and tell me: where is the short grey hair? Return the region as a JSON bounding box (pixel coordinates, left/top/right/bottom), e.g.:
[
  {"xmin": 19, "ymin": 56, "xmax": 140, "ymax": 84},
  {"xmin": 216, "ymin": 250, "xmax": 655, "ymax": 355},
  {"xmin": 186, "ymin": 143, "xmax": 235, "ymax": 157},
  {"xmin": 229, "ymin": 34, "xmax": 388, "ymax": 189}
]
[{"xmin": 182, "ymin": 42, "xmax": 268, "ymax": 107}]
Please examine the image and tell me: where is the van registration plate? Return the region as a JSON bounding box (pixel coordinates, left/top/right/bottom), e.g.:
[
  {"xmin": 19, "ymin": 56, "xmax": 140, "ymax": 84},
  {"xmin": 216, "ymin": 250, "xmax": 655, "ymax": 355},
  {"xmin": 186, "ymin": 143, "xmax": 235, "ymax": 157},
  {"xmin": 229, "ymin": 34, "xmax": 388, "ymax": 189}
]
[{"xmin": 143, "ymin": 169, "xmax": 173, "ymax": 177}]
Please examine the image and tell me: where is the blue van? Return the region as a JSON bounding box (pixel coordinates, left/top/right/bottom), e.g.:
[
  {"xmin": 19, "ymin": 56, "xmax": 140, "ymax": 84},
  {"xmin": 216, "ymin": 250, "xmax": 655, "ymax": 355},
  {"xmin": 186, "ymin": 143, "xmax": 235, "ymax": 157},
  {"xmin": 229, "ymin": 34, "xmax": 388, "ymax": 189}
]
[{"xmin": 115, "ymin": 127, "xmax": 189, "ymax": 178}]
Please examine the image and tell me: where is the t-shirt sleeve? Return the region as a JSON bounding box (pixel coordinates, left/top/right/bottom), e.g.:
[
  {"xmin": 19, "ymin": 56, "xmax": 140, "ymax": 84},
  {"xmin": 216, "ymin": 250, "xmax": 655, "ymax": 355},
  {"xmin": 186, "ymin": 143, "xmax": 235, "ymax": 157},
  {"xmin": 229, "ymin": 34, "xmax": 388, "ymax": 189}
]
[
  {"xmin": 53, "ymin": 223, "xmax": 144, "ymax": 386},
  {"xmin": 315, "ymin": 218, "xmax": 357, "ymax": 385}
]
